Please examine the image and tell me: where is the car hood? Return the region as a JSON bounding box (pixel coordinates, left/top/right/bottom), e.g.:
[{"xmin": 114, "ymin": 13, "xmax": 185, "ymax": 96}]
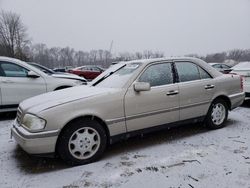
[
  {"xmin": 20, "ymin": 86, "xmax": 117, "ymax": 113},
  {"xmin": 51, "ymin": 73, "xmax": 87, "ymax": 82}
]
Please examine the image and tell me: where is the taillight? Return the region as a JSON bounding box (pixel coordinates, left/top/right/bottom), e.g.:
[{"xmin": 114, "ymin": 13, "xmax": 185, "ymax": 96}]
[
  {"xmin": 230, "ymin": 72, "xmax": 244, "ymax": 92},
  {"xmin": 240, "ymin": 75, "xmax": 244, "ymax": 92}
]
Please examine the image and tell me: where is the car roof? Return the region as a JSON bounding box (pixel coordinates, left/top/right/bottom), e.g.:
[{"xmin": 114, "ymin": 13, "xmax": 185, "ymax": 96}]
[
  {"xmin": 122, "ymin": 57, "xmax": 204, "ymax": 65},
  {"xmin": 122, "ymin": 57, "xmax": 222, "ymax": 77},
  {"xmin": 0, "ymin": 56, "xmax": 48, "ymax": 76}
]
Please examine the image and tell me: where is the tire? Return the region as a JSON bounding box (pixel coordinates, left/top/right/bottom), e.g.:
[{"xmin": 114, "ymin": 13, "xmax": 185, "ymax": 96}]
[
  {"xmin": 57, "ymin": 119, "xmax": 107, "ymax": 165},
  {"xmin": 205, "ymin": 99, "xmax": 228, "ymax": 129}
]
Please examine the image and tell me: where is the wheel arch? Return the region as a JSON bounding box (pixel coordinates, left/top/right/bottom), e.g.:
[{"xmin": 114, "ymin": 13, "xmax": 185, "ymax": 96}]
[
  {"xmin": 55, "ymin": 115, "xmax": 110, "ymax": 153},
  {"xmin": 211, "ymin": 95, "xmax": 231, "ymax": 110}
]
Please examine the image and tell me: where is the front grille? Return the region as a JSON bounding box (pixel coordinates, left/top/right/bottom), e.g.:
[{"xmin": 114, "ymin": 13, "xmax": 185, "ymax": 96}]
[{"xmin": 16, "ymin": 107, "xmax": 23, "ymax": 125}]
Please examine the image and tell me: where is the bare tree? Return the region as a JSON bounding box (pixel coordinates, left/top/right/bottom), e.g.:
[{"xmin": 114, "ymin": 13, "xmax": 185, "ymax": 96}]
[
  {"xmin": 228, "ymin": 49, "xmax": 245, "ymax": 62},
  {"xmin": 0, "ymin": 10, "xmax": 30, "ymax": 60},
  {"xmin": 103, "ymin": 50, "xmax": 111, "ymax": 67},
  {"xmin": 143, "ymin": 50, "xmax": 153, "ymax": 59},
  {"xmin": 59, "ymin": 47, "xmax": 74, "ymax": 67},
  {"xmin": 204, "ymin": 52, "xmax": 226, "ymax": 63},
  {"xmin": 135, "ymin": 52, "xmax": 143, "ymax": 59},
  {"xmin": 89, "ymin": 50, "xmax": 98, "ymax": 64}
]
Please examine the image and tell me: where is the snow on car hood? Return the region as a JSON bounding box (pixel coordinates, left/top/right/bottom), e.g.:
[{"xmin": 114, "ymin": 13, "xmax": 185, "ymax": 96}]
[{"xmin": 19, "ymin": 86, "xmax": 116, "ymax": 113}]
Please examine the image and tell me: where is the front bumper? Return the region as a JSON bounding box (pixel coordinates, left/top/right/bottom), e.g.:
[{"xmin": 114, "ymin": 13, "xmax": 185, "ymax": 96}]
[{"xmin": 11, "ymin": 120, "xmax": 59, "ymax": 154}]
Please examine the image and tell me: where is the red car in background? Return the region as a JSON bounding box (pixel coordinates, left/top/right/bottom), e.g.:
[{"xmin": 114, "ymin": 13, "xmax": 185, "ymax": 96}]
[{"xmin": 68, "ymin": 65, "xmax": 105, "ymax": 80}]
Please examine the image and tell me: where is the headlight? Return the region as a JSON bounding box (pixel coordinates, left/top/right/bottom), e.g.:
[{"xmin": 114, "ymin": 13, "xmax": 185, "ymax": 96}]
[{"xmin": 22, "ymin": 114, "xmax": 46, "ymax": 131}]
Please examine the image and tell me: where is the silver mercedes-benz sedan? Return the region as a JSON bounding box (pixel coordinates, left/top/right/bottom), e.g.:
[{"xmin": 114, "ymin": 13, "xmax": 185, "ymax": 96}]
[{"xmin": 11, "ymin": 57, "xmax": 245, "ymax": 165}]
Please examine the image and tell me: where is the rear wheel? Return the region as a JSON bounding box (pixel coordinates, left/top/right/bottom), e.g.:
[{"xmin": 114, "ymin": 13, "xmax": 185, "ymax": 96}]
[
  {"xmin": 57, "ymin": 119, "xmax": 107, "ymax": 165},
  {"xmin": 205, "ymin": 99, "xmax": 228, "ymax": 129}
]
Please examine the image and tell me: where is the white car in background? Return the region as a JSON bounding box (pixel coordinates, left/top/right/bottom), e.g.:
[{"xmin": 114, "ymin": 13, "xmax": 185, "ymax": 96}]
[
  {"xmin": 28, "ymin": 62, "xmax": 87, "ymax": 83},
  {"xmin": 231, "ymin": 62, "xmax": 250, "ymax": 98},
  {"xmin": 0, "ymin": 56, "xmax": 85, "ymax": 112}
]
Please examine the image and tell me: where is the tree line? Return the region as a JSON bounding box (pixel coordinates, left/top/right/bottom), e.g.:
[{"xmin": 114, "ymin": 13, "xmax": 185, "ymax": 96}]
[
  {"xmin": 27, "ymin": 44, "xmax": 164, "ymax": 68},
  {"xmin": 0, "ymin": 10, "xmax": 250, "ymax": 69},
  {"xmin": 189, "ymin": 49, "xmax": 250, "ymax": 64}
]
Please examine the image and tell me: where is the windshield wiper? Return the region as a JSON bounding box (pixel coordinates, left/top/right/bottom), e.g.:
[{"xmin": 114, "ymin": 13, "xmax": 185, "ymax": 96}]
[
  {"xmin": 92, "ymin": 64, "xmax": 126, "ymax": 86},
  {"xmin": 92, "ymin": 71, "xmax": 114, "ymax": 86}
]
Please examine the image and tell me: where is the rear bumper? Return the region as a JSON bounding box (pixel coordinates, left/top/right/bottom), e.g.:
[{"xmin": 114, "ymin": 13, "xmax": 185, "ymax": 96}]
[
  {"xmin": 11, "ymin": 120, "xmax": 58, "ymax": 154},
  {"xmin": 229, "ymin": 92, "xmax": 245, "ymax": 109}
]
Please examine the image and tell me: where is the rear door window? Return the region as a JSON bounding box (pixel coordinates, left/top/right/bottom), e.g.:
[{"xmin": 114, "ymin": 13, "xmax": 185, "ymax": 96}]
[{"xmin": 198, "ymin": 67, "xmax": 212, "ymax": 79}]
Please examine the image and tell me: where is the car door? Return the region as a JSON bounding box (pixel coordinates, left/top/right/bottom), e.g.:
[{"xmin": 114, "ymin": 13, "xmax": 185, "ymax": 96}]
[
  {"xmin": 88, "ymin": 67, "xmax": 99, "ymax": 79},
  {"xmin": 174, "ymin": 61, "xmax": 215, "ymax": 121},
  {"xmin": 124, "ymin": 62, "xmax": 180, "ymax": 132},
  {"xmin": 0, "ymin": 61, "xmax": 47, "ymax": 106},
  {"xmin": 80, "ymin": 67, "xmax": 92, "ymax": 79}
]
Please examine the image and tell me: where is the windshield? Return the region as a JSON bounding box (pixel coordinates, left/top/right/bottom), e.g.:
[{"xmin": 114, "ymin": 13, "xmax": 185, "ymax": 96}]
[
  {"xmin": 29, "ymin": 63, "xmax": 54, "ymax": 75},
  {"xmin": 94, "ymin": 63, "xmax": 141, "ymax": 88}
]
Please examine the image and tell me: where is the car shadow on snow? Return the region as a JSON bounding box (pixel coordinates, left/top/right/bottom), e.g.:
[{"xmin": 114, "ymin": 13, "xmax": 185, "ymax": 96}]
[
  {"xmin": 12, "ymin": 146, "xmax": 69, "ymax": 174},
  {"xmin": 103, "ymin": 119, "xmax": 236, "ymax": 160},
  {"xmin": 12, "ymin": 120, "xmax": 237, "ymax": 174},
  {"xmin": 241, "ymin": 98, "xmax": 250, "ymax": 108}
]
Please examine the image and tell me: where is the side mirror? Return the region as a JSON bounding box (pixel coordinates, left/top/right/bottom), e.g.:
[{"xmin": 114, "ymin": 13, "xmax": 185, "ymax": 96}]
[
  {"xmin": 27, "ymin": 71, "xmax": 40, "ymax": 78},
  {"xmin": 134, "ymin": 82, "xmax": 151, "ymax": 92}
]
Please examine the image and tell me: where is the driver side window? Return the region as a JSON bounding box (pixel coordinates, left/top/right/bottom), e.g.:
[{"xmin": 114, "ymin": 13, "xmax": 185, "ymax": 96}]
[
  {"xmin": 0, "ymin": 62, "xmax": 29, "ymax": 77},
  {"xmin": 138, "ymin": 63, "xmax": 173, "ymax": 87}
]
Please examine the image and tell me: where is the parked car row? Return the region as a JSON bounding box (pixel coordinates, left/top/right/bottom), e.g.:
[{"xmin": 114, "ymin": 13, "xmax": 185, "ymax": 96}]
[
  {"xmin": 11, "ymin": 57, "xmax": 245, "ymax": 165},
  {"xmin": 29, "ymin": 63, "xmax": 87, "ymax": 83},
  {"xmin": 208, "ymin": 62, "xmax": 250, "ymax": 97},
  {"xmin": 53, "ymin": 66, "xmax": 74, "ymax": 73},
  {"xmin": 209, "ymin": 63, "xmax": 232, "ymax": 74},
  {"xmin": 0, "ymin": 56, "xmax": 86, "ymax": 112},
  {"xmin": 68, "ymin": 65, "xmax": 105, "ymax": 80},
  {"xmin": 52, "ymin": 65, "xmax": 105, "ymax": 81},
  {"xmin": 230, "ymin": 62, "xmax": 250, "ymax": 97}
]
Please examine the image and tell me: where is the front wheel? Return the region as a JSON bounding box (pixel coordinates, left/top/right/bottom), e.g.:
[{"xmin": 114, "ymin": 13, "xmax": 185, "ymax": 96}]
[
  {"xmin": 205, "ymin": 99, "xmax": 228, "ymax": 129},
  {"xmin": 57, "ymin": 119, "xmax": 107, "ymax": 165}
]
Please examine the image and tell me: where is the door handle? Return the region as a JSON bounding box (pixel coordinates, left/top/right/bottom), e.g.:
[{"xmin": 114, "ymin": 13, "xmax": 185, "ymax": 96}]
[
  {"xmin": 2, "ymin": 80, "xmax": 14, "ymax": 84},
  {"xmin": 205, "ymin": 84, "xmax": 215, "ymax": 89},
  {"xmin": 166, "ymin": 90, "xmax": 179, "ymax": 96}
]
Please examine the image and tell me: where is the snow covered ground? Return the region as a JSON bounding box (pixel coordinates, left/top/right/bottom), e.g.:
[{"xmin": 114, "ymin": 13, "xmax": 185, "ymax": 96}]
[{"xmin": 1, "ymin": 101, "xmax": 250, "ymax": 188}]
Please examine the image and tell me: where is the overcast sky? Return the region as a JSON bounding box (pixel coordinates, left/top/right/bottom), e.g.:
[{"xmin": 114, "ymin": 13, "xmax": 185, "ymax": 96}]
[{"xmin": 1, "ymin": 0, "xmax": 250, "ymax": 56}]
